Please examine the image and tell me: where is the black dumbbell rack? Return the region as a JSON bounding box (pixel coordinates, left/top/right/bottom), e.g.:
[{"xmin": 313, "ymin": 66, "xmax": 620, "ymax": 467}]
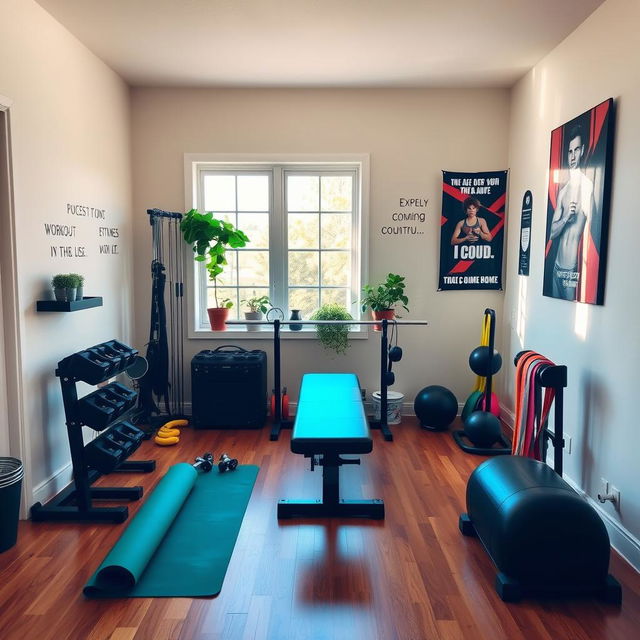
[{"xmin": 31, "ymin": 340, "xmax": 155, "ymax": 524}]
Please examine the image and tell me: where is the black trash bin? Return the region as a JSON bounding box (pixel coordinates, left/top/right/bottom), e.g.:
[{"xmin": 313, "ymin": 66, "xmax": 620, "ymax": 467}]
[{"xmin": 0, "ymin": 457, "xmax": 23, "ymax": 553}]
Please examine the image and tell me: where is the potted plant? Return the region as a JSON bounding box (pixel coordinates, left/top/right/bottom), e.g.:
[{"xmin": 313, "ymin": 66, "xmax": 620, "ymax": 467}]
[
  {"xmin": 310, "ymin": 303, "xmax": 353, "ymax": 355},
  {"xmin": 70, "ymin": 273, "xmax": 84, "ymax": 301},
  {"xmin": 51, "ymin": 274, "xmax": 77, "ymax": 302},
  {"xmin": 361, "ymin": 273, "xmax": 409, "ymax": 331},
  {"xmin": 180, "ymin": 209, "xmax": 250, "ymax": 331},
  {"xmin": 241, "ymin": 293, "xmax": 271, "ymax": 332}
]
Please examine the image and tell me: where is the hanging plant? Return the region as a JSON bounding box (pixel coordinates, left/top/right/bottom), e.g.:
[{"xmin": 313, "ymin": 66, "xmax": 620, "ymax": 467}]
[{"xmin": 310, "ymin": 303, "xmax": 353, "ymax": 355}]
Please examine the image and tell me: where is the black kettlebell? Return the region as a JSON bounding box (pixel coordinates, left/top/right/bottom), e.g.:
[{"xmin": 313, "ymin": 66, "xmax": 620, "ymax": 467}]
[{"xmin": 218, "ymin": 453, "xmax": 238, "ymax": 472}]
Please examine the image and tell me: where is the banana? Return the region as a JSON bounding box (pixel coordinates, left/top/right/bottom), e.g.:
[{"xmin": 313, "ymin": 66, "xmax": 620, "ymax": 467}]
[
  {"xmin": 161, "ymin": 419, "xmax": 189, "ymax": 429},
  {"xmin": 154, "ymin": 435, "xmax": 180, "ymax": 446},
  {"xmin": 157, "ymin": 428, "xmax": 181, "ymax": 438}
]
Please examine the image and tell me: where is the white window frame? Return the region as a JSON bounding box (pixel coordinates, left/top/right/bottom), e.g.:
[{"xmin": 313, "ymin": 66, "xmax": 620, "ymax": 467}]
[{"xmin": 183, "ymin": 153, "xmax": 370, "ymax": 339}]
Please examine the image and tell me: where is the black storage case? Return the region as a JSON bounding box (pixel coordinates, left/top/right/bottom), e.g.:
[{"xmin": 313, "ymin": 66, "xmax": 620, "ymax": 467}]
[{"xmin": 191, "ymin": 345, "xmax": 267, "ymax": 429}]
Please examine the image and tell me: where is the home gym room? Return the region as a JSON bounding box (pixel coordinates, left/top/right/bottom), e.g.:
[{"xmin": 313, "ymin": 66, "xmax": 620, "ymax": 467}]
[{"xmin": 0, "ymin": 0, "xmax": 639, "ymax": 638}]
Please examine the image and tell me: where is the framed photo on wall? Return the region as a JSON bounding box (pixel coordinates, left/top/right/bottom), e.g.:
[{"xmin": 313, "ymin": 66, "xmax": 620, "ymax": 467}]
[{"xmin": 543, "ymin": 98, "xmax": 615, "ymax": 305}]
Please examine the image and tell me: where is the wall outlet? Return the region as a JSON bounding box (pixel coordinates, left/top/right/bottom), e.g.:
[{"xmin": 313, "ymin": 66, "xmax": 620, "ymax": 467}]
[
  {"xmin": 600, "ymin": 477, "xmax": 609, "ymax": 497},
  {"xmin": 564, "ymin": 433, "xmax": 572, "ymax": 454}
]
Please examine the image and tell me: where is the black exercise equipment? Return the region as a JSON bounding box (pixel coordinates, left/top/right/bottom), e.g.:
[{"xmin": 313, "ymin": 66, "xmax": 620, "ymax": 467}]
[
  {"xmin": 459, "ymin": 353, "xmax": 622, "ymax": 603},
  {"xmin": 414, "ymin": 385, "xmax": 458, "ymax": 431},
  {"xmin": 218, "ymin": 453, "xmax": 238, "ymax": 473},
  {"xmin": 453, "ymin": 308, "xmax": 510, "ymax": 455},
  {"xmin": 225, "ymin": 317, "xmax": 429, "ymax": 443},
  {"xmin": 137, "ymin": 208, "xmax": 186, "ymax": 426},
  {"xmin": 193, "ymin": 453, "xmax": 214, "ymax": 473},
  {"xmin": 30, "ymin": 340, "xmax": 155, "ymax": 524},
  {"xmin": 278, "ymin": 373, "xmax": 384, "ymax": 519}
]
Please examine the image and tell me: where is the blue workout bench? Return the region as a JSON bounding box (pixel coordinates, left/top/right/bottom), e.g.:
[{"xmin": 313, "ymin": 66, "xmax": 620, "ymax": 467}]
[{"xmin": 277, "ymin": 373, "xmax": 385, "ymax": 519}]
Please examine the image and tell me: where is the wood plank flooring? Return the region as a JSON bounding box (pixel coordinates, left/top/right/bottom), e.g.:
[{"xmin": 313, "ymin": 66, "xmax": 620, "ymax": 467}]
[{"xmin": 0, "ymin": 419, "xmax": 638, "ymax": 640}]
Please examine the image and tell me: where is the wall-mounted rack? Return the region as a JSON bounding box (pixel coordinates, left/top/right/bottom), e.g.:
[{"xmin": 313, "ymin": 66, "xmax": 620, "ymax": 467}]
[{"xmin": 36, "ymin": 296, "xmax": 103, "ymax": 312}]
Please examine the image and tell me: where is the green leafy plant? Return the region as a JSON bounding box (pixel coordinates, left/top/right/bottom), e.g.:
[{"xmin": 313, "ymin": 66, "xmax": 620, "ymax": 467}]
[
  {"xmin": 180, "ymin": 209, "xmax": 250, "ymax": 307},
  {"xmin": 310, "ymin": 303, "xmax": 353, "ymax": 355},
  {"xmin": 69, "ymin": 273, "xmax": 84, "ymax": 287},
  {"xmin": 361, "ymin": 273, "xmax": 409, "ymax": 314},
  {"xmin": 51, "ymin": 274, "xmax": 76, "ymax": 289},
  {"xmin": 218, "ymin": 298, "xmax": 234, "ymax": 309},
  {"xmin": 241, "ymin": 293, "xmax": 271, "ymax": 314}
]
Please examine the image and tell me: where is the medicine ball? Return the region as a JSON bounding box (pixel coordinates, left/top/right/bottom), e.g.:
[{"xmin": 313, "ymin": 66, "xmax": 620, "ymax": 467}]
[
  {"xmin": 469, "ymin": 346, "xmax": 503, "ymax": 377},
  {"xmin": 464, "ymin": 410, "xmax": 502, "ymax": 447},
  {"xmin": 414, "ymin": 385, "xmax": 458, "ymax": 431}
]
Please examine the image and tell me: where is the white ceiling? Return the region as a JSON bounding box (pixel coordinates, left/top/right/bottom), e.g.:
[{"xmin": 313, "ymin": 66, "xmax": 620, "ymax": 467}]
[{"xmin": 36, "ymin": 0, "xmax": 604, "ymax": 89}]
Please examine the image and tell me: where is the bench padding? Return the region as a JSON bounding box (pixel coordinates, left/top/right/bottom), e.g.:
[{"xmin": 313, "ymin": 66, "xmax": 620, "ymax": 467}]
[{"xmin": 291, "ymin": 373, "xmax": 372, "ymax": 455}]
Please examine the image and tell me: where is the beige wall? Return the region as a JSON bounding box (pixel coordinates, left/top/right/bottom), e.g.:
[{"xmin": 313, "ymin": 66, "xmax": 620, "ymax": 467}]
[
  {"xmin": 502, "ymin": 0, "xmax": 640, "ymax": 565},
  {"xmin": 0, "ymin": 0, "xmax": 133, "ymax": 503},
  {"xmin": 131, "ymin": 87, "xmax": 509, "ymax": 414}
]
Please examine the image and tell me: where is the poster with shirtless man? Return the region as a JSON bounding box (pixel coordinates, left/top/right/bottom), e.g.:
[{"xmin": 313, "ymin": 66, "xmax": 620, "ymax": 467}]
[{"xmin": 543, "ymin": 98, "xmax": 615, "ymax": 305}]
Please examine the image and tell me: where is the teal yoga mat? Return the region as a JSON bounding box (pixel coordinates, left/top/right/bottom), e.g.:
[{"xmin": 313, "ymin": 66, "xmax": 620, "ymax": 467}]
[{"xmin": 84, "ymin": 463, "xmax": 259, "ymax": 598}]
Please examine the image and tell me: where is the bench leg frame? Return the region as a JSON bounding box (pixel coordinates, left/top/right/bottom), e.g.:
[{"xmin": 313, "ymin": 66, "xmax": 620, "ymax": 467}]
[{"xmin": 278, "ymin": 452, "xmax": 384, "ymax": 519}]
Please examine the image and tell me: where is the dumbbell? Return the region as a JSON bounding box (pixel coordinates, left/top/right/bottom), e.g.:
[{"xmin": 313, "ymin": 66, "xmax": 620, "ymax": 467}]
[
  {"xmin": 218, "ymin": 453, "xmax": 238, "ymax": 473},
  {"xmin": 193, "ymin": 453, "xmax": 214, "ymax": 473}
]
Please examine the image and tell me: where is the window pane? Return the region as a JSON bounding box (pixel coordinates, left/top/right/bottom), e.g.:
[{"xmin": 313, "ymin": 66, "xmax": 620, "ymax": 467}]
[
  {"xmin": 289, "ymin": 251, "xmax": 319, "ymax": 286},
  {"xmin": 321, "ymin": 213, "xmax": 351, "ymax": 249},
  {"xmin": 238, "ymin": 213, "xmax": 269, "ymax": 249},
  {"xmin": 287, "ymin": 175, "xmax": 319, "ymax": 211},
  {"xmin": 238, "ymin": 251, "xmax": 270, "ymax": 287},
  {"xmin": 204, "ymin": 175, "xmax": 236, "ymax": 211},
  {"xmin": 321, "ymin": 288, "xmax": 350, "ymax": 308},
  {"xmin": 321, "ymin": 251, "xmax": 349, "ymax": 286},
  {"xmin": 288, "ymin": 213, "xmax": 319, "ymax": 249},
  {"xmin": 207, "ymin": 286, "xmax": 238, "ymax": 318},
  {"xmin": 237, "ymin": 175, "xmax": 269, "ymax": 212},
  {"xmin": 321, "ymin": 176, "xmax": 352, "ymax": 212},
  {"xmin": 289, "ymin": 288, "xmax": 319, "ymax": 320},
  {"xmin": 239, "ymin": 287, "xmax": 270, "ymax": 312}
]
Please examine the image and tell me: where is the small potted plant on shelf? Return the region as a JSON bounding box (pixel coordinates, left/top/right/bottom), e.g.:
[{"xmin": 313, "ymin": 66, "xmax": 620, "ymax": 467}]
[
  {"xmin": 361, "ymin": 273, "xmax": 409, "ymax": 331},
  {"xmin": 70, "ymin": 273, "xmax": 85, "ymax": 301},
  {"xmin": 241, "ymin": 293, "xmax": 271, "ymax": 332},
  {"xmin": 51, "ymin": 273, "xmax": 77, "ymax": 302},
  {"xmin": 180, "ymin": 209, "xmax": 250, "ymax": 331},
  {"xmin": 310, "ymin": 303, "xmax": 353, "ymax": 355}
]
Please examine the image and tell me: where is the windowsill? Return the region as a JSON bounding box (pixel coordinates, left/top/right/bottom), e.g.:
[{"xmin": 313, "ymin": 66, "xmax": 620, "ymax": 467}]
[{"xmin": 188, "ymin": 327, "xmax": 370, "ymax": 340}]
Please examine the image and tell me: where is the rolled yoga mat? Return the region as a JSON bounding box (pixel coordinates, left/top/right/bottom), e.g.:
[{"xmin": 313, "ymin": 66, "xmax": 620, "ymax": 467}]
[{"xmin": 84, "ymin": 462, "xmax": 259, "ymax": 598}]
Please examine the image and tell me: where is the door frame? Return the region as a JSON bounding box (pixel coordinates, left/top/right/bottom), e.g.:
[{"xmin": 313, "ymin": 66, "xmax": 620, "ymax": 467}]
[{"xmin": 0, "ymin": 95, "xmax": 31, "ymax": 517}]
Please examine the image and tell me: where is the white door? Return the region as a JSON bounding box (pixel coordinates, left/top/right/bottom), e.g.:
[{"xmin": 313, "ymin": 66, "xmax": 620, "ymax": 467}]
[{"xmin": 0, "ymin": 109, "xmax": 9, "ymax": 456}]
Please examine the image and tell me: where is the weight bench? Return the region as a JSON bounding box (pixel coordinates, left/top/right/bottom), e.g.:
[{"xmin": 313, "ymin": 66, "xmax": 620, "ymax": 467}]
[{"xmin": 277, "ymin": 373, "xmax": 384, "ymax": 519}]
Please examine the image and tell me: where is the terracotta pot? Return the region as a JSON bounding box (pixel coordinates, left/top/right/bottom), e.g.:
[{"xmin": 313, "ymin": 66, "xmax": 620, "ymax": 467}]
[
  {"xmin": 371, "ymin": 309, "xmax": 395, "ymax": 332},
  {"xmin": 207, "ymin": 307, "xmax": 230, "ymax": 331}
]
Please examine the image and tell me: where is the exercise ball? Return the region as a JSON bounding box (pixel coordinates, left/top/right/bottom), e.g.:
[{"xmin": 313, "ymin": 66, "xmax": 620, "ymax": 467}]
[
  {"xmin": 469, "ymin": 346, "xmax": 503, "ymax": 377},
  {"xmin": 464, "ymin": 410, "xmax": 502, "ymax": 447},
  {"xmin": 414, "ymin": 385, "xmax": 458, "ymax": 431}
]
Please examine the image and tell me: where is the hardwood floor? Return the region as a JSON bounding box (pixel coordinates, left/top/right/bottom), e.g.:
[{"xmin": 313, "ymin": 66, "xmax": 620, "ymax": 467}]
[{"xmin": 0, "ymin": 418, "xmax": 638, "ymax": 640}]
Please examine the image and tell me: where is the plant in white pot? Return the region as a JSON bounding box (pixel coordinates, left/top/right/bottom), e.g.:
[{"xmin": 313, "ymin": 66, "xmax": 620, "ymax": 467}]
[
  {"xmin": 241, "ymin": 293, "xmax": 271, "ymax": 332},
  {"xmin": 180, "ymin": 209, "xmax": 250, "ymax": 331},
  {"xmin": 70, "ymin": 273, "xmax": 84, "ymax": 301},
  {"xmin": 361, "ymin": 273, "xmax": 409, "ymax": 331},
  {"xmin": 51, "ymin": 273, "xmax": 76, "ymax": 302}
]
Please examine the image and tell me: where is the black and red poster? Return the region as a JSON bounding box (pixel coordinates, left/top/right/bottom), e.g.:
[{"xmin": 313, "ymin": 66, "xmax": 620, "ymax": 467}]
[
  {"xmin": 543, "ymin": 98, "xmax": 614, "ymax": 305},
  {"xmin": 438, "ymin": 170, "xmax": 508, "ymax": 291}
]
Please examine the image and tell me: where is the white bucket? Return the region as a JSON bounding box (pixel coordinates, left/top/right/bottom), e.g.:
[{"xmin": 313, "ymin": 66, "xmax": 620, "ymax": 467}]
[{"xmin": 372, "ymin": 391, "xmax": 404, "ymax": 425}]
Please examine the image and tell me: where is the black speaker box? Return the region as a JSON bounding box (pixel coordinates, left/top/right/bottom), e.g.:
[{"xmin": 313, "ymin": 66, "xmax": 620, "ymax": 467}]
[{"xmin": 191, "ymin": 346, "xmax": 267, "ymax": 429}]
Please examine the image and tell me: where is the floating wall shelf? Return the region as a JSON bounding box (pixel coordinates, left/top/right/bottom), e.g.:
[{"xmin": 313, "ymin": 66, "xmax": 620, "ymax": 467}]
[{"xmin": 36, "ymin": 296, "xmax": 103, "ymax": 312}]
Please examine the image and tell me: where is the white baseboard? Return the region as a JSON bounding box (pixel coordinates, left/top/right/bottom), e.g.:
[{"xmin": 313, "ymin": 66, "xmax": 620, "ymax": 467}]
[
  {"xmin": 31, "ymin": 461, "xmax": 73, "ymax": 508},
  {"xmin": 499, "ymin": 406, "xmax": 639, "ymax": 572}
]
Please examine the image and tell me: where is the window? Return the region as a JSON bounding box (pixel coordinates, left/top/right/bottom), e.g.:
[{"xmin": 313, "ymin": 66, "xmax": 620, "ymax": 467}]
[{"xmin": 185, "ymin": 154, "xmax": 369, "ymax": 335}]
